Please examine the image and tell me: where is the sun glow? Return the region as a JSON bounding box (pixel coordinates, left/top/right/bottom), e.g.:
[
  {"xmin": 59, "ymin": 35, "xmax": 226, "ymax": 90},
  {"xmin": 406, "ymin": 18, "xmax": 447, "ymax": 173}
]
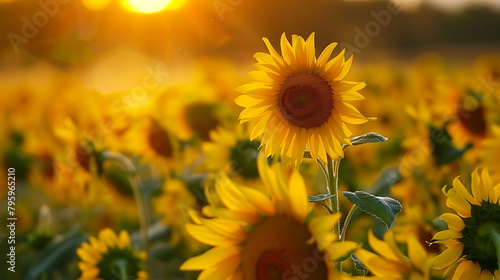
[{"xmin": 123, "ymin": 0, "xmax": 172, "ymax": 13}]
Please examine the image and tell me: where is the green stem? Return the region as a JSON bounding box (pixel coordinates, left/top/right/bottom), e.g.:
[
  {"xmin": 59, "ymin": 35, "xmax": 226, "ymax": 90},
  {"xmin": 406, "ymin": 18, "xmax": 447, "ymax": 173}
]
[
  {"xmin": 115, "ymin": 260, "xmax": 128, "ymax": 280},
  {"xmin": 318, "ymin": 202, "xmax": 334, "ymax": 214},
  {"xmin": 490, "ymin": 230, "xmax": 500, "ymax": 280},
  {"xmin": 103, "ymin": 151, "xmax": 150, "ymax": 276},
  {"xmin": 340, "ymin": 205, "xmax": 357, "ymax": 242},
  {"xmin": 327, "ymin": 155, "xmax": 341, "ymax": 236}
]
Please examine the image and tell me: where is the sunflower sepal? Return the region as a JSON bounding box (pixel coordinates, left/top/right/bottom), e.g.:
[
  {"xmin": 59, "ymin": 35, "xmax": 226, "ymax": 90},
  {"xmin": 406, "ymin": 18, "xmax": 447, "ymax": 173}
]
[{"xmin": 342, "ymin": 191, "xmax": 402, "ymax": 229}]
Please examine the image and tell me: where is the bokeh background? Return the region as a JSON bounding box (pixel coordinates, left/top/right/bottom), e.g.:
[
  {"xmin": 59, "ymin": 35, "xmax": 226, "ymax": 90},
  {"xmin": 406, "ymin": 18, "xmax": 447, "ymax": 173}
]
[{"xmin": 1, "ymin": 0, "xmax": 500, "ymax": 279}]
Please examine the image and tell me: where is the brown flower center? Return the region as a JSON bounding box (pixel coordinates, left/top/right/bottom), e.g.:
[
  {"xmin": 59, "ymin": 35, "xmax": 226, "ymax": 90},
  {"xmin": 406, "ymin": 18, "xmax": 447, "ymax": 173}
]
[
  {"xmin": 279, "ymin": 73, "xmax": 333, "ymax": 128},
  {"xmin": 148, "ymin": 120, "xmax": 173, "ymax": 158},
  {"xmin": 242, "ymin": 216, "xmax": 328, "ymax": 280},
  {"xmin": 457, "ymin": 102, "xmax": 487, "ymax": 137}
]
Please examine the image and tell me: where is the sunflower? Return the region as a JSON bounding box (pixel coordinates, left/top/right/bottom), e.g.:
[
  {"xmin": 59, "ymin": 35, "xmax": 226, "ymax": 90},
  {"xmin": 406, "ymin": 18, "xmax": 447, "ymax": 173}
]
[
  {"xmin": 77, "ymin": 228, "xmax": 148, "ymax": 280},
  {"xmin": 202, "ymin": 125, "xmax": 261, "ymax": 181},
  {"xmin": 236, "ymin": 33, "xmax": 372, "ymax": 166},
  {"xmin": 180, "ymin": 157, "xmax": 359, "ymax": 279},
  {"xmin": 430, "ymin": 168, "xmax": 500, "ymax": 279},
  {"xmin": 355, "ymin": 230, "xmax": 437, "ymax": 280}
]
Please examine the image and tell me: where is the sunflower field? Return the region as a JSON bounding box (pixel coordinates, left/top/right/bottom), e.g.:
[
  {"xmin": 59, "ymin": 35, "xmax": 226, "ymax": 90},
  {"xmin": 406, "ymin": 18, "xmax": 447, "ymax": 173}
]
[{"xmin": 2, "ymin": 0, "xmax": 500, "ymax": 279}]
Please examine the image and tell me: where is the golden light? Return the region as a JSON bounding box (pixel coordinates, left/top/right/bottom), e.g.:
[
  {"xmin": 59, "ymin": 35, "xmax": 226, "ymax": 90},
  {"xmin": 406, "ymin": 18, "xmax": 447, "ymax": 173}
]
[
  {"xmin": 123, "ymin": 0, "xmax": 172, "ymax": 13},
  {"xmin": 82, "ymin": 0, "xmax": 111, "ymax": 10}
]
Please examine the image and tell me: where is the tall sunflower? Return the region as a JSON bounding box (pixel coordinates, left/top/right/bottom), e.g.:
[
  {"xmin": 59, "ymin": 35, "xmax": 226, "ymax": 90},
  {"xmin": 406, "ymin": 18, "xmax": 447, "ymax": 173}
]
[
  {"xmin": 236, "ymin": 33, "xmax": 372, "ymax": 166},
  {"xmin": 180, "ymin": 157, "xmax": 359, "ymax": 279},
  {"xmin": 430, "ymin": 168, "xmax": 500, "ymax": 280},
  {"xmin": 77, "ymin": 228, "xmax": 148, "ymax": 280}
]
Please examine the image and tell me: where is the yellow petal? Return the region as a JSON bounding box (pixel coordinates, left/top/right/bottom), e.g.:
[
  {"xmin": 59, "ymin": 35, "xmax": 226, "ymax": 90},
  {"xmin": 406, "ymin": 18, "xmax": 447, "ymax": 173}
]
[
  {"xmin": 451, "ymin": 260, "xmax": 471, "ymax": 280},
  {"xmin": 327, "ymin": 241, "xmax": 359, "ymax": 262},
  {"xmin": 368, "ymin": 230, "xmax": 400, "ymax": 262},
  {"xmin": 280, "ymin": 33, "xmax": 294, "ymax": 65},
  {"xmin": 180, "ymin": 246, "xmax": 241, "ymax": 270},
  {"xmin": 407, "ymin": 235, "xmax": 427, "ymax": 270},
  {"xmin": 288, "ymin": 169, "xmax": 310, "ymax": 220},
  {"xmin": 481, "ymin": 168, "xmax": 495, "ymax": 203},
  {"xmin": 440, "ymin": 213, "xmax": 465, "ymax": 232},
  {"xmin": 432, "ymin": 230, "xmax": 462, "ymax": 241},
  {"xmin": 471, "ymin": 168, "xmax": 483, "ymax": 202},
  {"xmin": 316, "ymin": 42, "xmax": 337, "ymax": 68},
  {"xmin": 185, "ymin": 224, "xmax": 233, "ymax": 246},
  {"xmin": 452, "ymin": 177, "xmax": 479, "ymax": 206},
  {"xmin": 198, "ymin": 253, "xmax": 241, "ymax": 280},
  {"xmin": 431, "ymin": 243, "xmax": 463, "ymax": 270},
  {"xmin": 117, "ymin": 230, "xmax": 130, "ymax": 249}
]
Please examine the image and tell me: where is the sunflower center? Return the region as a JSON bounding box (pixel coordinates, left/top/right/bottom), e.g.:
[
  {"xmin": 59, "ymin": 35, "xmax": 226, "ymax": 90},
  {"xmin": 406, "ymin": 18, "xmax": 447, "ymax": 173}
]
[
  {"xmin": 279, "ymin": 73, "xmax": 333, "ymax": 129},
  {"xmin": 96, "ymin": 247, "xmax": 143, "ymax": 279},
  {"xmin": 242, "ymin": 216, "xmax": 328, "ymax": 280},
  {"xmin": 229, "ymin": 140, "xmax": 260, "ymax": 179},
  {"xmin": 148, "ymin": 120, "xmax": 173, "ymax": 158},
  {"xmin": 459, "ymin": 201, "xmax": 500, "ymax": 273},
  {"xmin": 457, "ymin": 99, "xmax": 487, "ymax": 137},
  {"xmin": 184, "ymin": 102, "xmax": 219, "ymax": 141}
]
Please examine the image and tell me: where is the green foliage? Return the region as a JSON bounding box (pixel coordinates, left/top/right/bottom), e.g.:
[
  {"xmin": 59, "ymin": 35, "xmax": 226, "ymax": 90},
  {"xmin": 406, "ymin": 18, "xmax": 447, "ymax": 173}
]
[{"xmin": 343, "ymin": 191, "xmax": 402, "ymax": 229}]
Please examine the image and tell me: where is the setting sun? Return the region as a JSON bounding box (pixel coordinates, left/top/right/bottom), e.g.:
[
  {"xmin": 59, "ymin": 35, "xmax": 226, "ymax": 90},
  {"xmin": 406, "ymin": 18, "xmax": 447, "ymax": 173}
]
[{"xmin": 123, "ymin": 0, "xmax": 172, "ymax": 13}]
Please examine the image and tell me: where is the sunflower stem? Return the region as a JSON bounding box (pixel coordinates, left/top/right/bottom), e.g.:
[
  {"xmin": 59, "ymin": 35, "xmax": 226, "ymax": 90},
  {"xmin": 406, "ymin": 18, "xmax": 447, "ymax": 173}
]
[
  {"xmin": 340, "ymin": 205, "xmax": 357, "ymax": 242},
  {"xmin": 490, "ymin": 230, "xmax": 500, "ymax": 280},
  {"xmin": 326, "ymin": 155, "xmax": 341, "ymax": 236},
  {"xmin": 103, "ymin": 151, "xmax": 150, "ymax": 276}
]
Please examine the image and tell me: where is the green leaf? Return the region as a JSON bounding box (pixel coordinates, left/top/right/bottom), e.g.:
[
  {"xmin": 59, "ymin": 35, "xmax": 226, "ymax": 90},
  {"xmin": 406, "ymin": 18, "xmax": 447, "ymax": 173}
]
[
  {"xmin": 308, "ymin": 194, "xmax": 335, "ymax": 202},
  {"xmin": 344, "ymin": 132, "xmax": 388, "ymax": 149},
  {"xmin": 26, "ymin": 226, "xmax": 86, "ymax": 280},
  {"xmin": 370, "ymin": 167, "xmax": 402, "ymax": 196},
  {"xmin": 429, "ymin": 125, "xmax": 472, "ymax": 166},
  {"xmin": 343, "ymin": 191, "xmax": 402, "ymax": 229}
]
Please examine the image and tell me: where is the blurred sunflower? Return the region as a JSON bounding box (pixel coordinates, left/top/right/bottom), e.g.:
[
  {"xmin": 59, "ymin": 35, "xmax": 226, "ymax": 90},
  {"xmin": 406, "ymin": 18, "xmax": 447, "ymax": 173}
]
[
  {"xmin": 77, "ymin": 228, "xmax": 148, "ymax": 280},
  {"xmin": 446, "ymin": 89, "xmax": 490, "ymax": 148},
  {"xmin": 355, "ymin": 230, "xmax": 437, "ymax": 280},
  {"xmin": 236, "ymin": 32, "xmax": 372, "ymax": 166},
  {"xmin": 202, "ymin": 125, "xmax": 260, "ymax": 182},
  {"xmin": 480, "ymin": 126, "xmax": 500, "ymax": 181},
  {"xmin": 180, "ymin": 157, "xmax": 358, "ymax": 279},
  {"xmin": 155, "ymin": 83, "xmax": 233, "ymax": 143},
  {"xmin": 430, "ymin": 168, "xmax": 500, "ymax": 279},
  {"xmin": 154, "ymin": 178, "xmax": 203, "ymax": 252}
]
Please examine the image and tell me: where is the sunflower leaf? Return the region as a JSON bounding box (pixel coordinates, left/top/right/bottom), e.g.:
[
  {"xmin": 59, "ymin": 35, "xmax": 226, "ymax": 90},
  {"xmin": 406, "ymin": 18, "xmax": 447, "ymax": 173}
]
[
  {"xmin": 25, "ymin": 226, "xmax": 86, "ymax": 280},
  {"xmin": 342, "ymin": 191, "xmax": 402, "ymax": 229},
  {"xmin": 308, "ymin": 194, "xmax": 335, "ymax": 202},
  {"xmin": 345, "ymin": 132, "xmax": 388, "ymax": 149},
  {"xmin": 429, "ymin": 125, "xmax": 473, "ymax": 166}
]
